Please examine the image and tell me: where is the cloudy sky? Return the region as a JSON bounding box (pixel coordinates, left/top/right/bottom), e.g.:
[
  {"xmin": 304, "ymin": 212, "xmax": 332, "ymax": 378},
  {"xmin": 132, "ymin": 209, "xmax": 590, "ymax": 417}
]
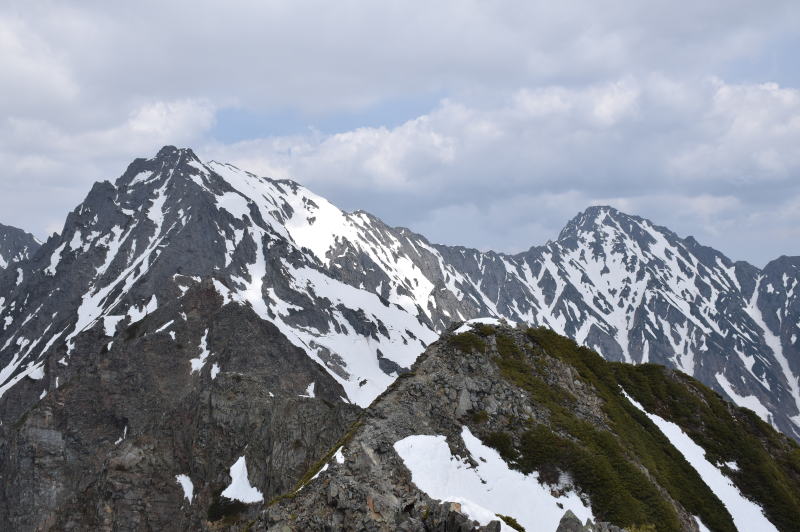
[{"xmin": 1, "ymin": 1, "xmax": 799, "ymax": 266}]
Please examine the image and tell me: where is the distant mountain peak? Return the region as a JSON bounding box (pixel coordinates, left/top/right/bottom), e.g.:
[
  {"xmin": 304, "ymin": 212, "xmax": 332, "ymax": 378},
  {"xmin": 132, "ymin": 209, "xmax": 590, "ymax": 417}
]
[
  {"xmin": 154, "ymin": 144, "xmax": 198, "ymax": 160},
  {"xmin": 582, "ymin": 204, "xmax": 619, "ymax": 216},
  {"xmin": 115, "ymin": 145, "xmax": 207, "ymax": 192},
  {"xmin": 557, "ymin": 204, "xmax": 635, "ymax": 240},
  {"xmin": 0, "ymin": 222, "xmax": 40, "ymax": 270}
]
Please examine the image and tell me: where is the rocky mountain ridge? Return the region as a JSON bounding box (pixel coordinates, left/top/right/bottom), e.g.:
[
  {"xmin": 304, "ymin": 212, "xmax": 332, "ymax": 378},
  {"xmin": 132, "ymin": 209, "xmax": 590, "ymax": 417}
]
[
  {"xmin": 262, "ymin": 322, "xmax": 799, "ymax": 531},
  {"xmin": 0, "ymin": 222, "xmax": 39, "ymax": 271},
  {"xmin": 0, "ymin": 146, "xmax": 798, "ymax": 438},
  {"xmin": 0, "ymin": 146, "xmax": 798, "ymax": 530}
]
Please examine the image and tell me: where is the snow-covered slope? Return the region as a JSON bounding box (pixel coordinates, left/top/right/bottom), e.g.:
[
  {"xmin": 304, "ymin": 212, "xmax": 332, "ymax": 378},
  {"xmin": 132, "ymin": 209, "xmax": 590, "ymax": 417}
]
[{"xmin": 0, "ymin": 145, "xmax": 799, "ymax": 440}]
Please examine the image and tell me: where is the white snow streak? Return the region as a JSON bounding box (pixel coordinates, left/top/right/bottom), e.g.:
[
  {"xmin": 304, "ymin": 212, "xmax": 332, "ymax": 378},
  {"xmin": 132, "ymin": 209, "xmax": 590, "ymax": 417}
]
[
  {"xmin": 622, "ymin": 390, "xmax": 777, "ymax": 532},
  {"xmin": 745, "ymin": 278, "xmax": 800, "ymax": 425},
  {"xmin": 190, "ymin": 329, "xmax": 211, "ymax": 373},
  {"xmin": 715, "ymin": 373, "xmax": 772, "ymax": 425},
  {"xmin": 45, "ymin": 243, "xmax": 66, "ymax": 275}
]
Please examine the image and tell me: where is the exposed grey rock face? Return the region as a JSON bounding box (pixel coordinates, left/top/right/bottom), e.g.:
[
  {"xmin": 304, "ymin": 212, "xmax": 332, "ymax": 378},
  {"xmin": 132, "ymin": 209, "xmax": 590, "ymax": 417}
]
[
  {"xmin": 0, "ymin": 146, "xmax": 435, "ymax": 418},
  {"xmin": 0, "ymin": 222, "xmax": 39, "ymax": 271},
  {"xmin": 0, "ymin": 281, "xmax": 360, "ymax": 530}
]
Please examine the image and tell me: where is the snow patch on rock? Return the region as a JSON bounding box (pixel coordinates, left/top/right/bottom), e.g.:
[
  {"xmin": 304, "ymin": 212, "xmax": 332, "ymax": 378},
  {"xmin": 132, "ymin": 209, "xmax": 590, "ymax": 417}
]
[
  {"xmin": 103, "ymin": 315, "xmax": 125, "ymax": 337},
  {"xmin": 190, "ymin": 329, "xmax": 211, "ymax": 373},
  {"xmin": 175, "ymin": 474, "xmax": 194, "ymax": 503},
  {"xmin": 221, "ymin": 456, "xmax": 263, "ymax": 503},
  {"xmin": 394, "ymin": 426, "xmax": 593, "ymax": 532},
  {"xmin": 299, "ymin": 382, "xmax": 315, "ymax": 398}
]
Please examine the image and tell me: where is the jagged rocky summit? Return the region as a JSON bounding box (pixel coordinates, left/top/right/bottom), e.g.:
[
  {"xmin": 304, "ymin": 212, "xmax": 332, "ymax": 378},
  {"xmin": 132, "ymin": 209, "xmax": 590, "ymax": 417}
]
[
  {"xmin": 0, "ymin": 222, "xmax": 39, "ymax": 271},
  {"xmin": 0, "ymin": 146, "xmax": 798, "ymax": 530}
]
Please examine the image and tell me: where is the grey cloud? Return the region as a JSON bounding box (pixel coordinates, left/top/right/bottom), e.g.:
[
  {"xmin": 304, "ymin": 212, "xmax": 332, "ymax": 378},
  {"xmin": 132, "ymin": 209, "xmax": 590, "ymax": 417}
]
[
  {"xmin": 0, "ymin": 1, "xmax": 798, "ymax": 266},
  {"xmin": 3, "ymin": 1, "xmax": 798, "ymax": 121},
  {"xmin": 200, "ymin": 76, "xmax": 800, "ymax": 265}
]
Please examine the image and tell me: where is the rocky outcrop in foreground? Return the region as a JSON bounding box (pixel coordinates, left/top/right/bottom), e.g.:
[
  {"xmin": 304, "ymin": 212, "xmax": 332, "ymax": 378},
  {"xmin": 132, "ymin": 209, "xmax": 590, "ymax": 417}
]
[{"xmin": 261, "ymin": 322, "xmax": 799, "ymax": 532}]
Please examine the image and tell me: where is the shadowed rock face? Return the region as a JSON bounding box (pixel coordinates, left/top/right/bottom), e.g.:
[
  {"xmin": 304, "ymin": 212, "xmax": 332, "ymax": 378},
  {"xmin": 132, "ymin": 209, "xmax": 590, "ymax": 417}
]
[
  {"xmin": 0, "ymin": 222, "xmax": 39, "ymax": 271},
  {"xmin": 0, "ymin": 281, "xmax": 360, "ymax": 530}
]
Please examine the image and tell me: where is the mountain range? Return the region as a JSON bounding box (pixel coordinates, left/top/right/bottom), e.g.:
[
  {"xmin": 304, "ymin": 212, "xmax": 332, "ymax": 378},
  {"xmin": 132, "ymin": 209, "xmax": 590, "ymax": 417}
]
[{"xmin": 0, "ymin": 146, "xmax": 798, "ymax": 530}]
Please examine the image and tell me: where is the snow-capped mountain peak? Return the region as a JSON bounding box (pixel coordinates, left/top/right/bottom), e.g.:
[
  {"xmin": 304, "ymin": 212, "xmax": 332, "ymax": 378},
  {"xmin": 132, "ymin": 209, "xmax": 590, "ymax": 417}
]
[
  {"xmin": 1, "ymin": 146, "xmax": 799, "ymax": 440},
  {"xmin": 0, "ymin": 148, "xmax": 438, "ymax": 410}
]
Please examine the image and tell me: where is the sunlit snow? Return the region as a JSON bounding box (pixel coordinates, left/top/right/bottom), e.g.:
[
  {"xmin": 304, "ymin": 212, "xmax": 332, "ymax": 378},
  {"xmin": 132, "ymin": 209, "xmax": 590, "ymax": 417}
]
[
  {"xmin": 394, "ymin": 426, "xmax": 593, "ymax": 531},
  {"xmin": 175, "ymin": 474, "xmax": 194, "ymax": 503},
  {"xmin": 622, "ymin": 390, "xmax": 777, "ymax": 531},
  {"xmin": 190, "ymin": 329, "xmax": 211, "ymax": 373}
]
